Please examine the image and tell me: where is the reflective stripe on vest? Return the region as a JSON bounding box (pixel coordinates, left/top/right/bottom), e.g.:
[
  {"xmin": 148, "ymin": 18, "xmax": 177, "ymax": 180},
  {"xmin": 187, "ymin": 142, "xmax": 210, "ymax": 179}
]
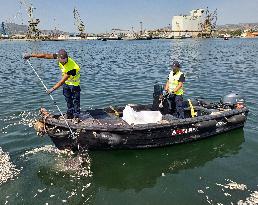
[
  {"xmin": 168, "ymin": 70, "xmax": 184, "ymax": 95},
  {"xmin": 59, "ymin": 57, "xmax": 80, "ymax": 86}
]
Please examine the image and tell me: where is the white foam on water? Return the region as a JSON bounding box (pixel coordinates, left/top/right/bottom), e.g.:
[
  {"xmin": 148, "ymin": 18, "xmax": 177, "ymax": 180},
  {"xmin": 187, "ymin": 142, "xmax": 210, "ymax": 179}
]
[{"xmin": 0, "ymin": 147, "xmax": 20, "ymax": 185}]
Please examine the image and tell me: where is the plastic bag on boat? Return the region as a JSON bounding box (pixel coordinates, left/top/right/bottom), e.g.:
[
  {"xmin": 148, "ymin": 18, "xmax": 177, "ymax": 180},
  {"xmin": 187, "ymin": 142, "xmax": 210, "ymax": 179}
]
[{"xmin": 122, "ymin": 105, "xmax": 162, "ymax": 125}]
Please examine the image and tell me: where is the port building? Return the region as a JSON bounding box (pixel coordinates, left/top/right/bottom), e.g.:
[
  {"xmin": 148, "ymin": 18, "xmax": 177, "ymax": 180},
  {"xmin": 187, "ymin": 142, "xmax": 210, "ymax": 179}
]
[{"xmin": 172, "ymin": 9, "xmax": 206, "ymax": 38}]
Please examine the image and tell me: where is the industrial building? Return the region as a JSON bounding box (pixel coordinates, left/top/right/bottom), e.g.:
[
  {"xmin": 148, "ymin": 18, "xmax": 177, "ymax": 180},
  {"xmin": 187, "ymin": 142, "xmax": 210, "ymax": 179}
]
[{"xmin": 172, "ymin": 9, "xmax": 216, "ymax": 38}]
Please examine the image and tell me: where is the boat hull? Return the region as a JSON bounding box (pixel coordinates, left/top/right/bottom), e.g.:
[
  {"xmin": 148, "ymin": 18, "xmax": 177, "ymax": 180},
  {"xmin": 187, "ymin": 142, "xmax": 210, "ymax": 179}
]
[
  {"xmin": 50, "ymin": 123, "xmax": 245, "ymax": 151},
  {"xmin": 44, "ymin": 111, "xmax": 248, "ymax": 151}
]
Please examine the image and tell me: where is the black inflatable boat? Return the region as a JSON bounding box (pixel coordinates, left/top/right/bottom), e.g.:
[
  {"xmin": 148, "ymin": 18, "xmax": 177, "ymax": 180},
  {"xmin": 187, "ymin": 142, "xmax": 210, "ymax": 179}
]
[{"xmin": 34, "ymin": 85, "xmax": 249, "ymax": 151}]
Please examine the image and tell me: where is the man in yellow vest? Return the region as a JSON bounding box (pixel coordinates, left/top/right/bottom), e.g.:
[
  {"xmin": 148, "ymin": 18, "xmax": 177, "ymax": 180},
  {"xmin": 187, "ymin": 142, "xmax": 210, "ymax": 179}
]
[
  {"xmin": 164, "ymin": 61, "xmax": 185, "ymax": 119},
  {"xmin": 24, "ymin": 49, "xmax": 81, "ymax": 119}
]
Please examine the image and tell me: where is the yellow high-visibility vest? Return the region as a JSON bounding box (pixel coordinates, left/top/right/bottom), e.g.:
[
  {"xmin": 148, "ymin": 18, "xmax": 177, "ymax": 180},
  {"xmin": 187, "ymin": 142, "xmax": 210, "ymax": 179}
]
[
  {"xmin": 59, "ymin": 57, "xmax": 80, "ymax": 86},
  {"xmin": 168, "ymin": 70, "xmax": 184, "ymax": 95}
]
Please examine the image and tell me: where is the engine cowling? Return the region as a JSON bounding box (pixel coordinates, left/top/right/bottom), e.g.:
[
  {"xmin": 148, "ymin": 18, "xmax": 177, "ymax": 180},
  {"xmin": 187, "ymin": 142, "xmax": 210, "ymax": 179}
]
[{"xmin": 221, "ymin": 93, "xmax": 245, "ymax": 107}]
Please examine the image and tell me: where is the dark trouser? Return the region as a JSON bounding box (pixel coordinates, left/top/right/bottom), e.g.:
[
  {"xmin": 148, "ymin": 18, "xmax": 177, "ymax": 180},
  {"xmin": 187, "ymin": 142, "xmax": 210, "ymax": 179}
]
[
  {"xmin": 168, "ymin": 94, "xmax": 185, "ymax": 119},
  {"xmin": 63, "ymin": 84, "xmax": 81, "ymax": 118}
]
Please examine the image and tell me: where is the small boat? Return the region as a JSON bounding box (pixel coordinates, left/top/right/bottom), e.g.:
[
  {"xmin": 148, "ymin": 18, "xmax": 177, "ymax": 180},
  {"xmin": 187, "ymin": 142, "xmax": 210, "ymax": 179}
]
[
  {"xmin": 136, "ymin": 35, "xmax": 152, "ymax": 40},
  {"xmin": 174, "ymin": 35, "xmax": 186, "ymax": 39},
  {"xmin": 34, "ymin": 84, "xmax": 249, "ymax": 151},
  {"xmin": 223, "ymin": 34, "xmax": 231, "ymax": 40}
]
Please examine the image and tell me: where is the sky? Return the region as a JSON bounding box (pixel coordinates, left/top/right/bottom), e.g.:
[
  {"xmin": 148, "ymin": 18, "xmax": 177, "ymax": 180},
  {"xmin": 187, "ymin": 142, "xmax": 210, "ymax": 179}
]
[{"xmin": 1, "ymin": 0, "xmax": 258, "ymax": 33}]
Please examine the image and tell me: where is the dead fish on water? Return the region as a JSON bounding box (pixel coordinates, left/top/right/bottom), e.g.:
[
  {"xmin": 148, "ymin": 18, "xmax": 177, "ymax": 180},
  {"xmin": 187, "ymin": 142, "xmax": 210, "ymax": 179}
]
[
  {"xmin": 55, "ymin": 152, "xmax": 92, "ymax": 177},
  {"xmin": 33, "ymin": 108, "xmax": 53, "ymax": 136},
  {"xmin": 57, "ymin": 154, "xmax": 91, "ymax": 173},
  {"xmin": 34, "ymin": 121, "xmax": 46, "ymax": 136},
  {"xmin": 63, "ymin": 156, "xmax": 83, "ymax": 171}
]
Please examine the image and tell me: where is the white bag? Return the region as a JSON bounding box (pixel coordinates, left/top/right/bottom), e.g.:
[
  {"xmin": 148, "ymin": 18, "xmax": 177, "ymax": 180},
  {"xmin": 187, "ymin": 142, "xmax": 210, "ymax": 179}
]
[{"xmin": 122, "ymin": 105, "xmax": 162, "ymax": 125}]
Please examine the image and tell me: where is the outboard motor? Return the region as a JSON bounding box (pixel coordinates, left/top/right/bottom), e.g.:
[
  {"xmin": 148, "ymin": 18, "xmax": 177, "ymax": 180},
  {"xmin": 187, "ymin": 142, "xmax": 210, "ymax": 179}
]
[
  {"xmin": 221, "ymin": 93, "xmax": 245, "ymax": 109},
  {"xmin": 152, "ymin": 83, "xmax": 163, "ymax": 110},
  {"xmin": 152, "ymin": 83, "xmax": 172, "ymax": 114}
]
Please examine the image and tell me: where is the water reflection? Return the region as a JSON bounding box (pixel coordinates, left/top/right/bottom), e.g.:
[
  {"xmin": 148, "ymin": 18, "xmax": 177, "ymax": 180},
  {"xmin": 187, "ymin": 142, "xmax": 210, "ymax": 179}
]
[{"xmin": 90, "ymin": 129, "xmax": 244, "ymax": 191}]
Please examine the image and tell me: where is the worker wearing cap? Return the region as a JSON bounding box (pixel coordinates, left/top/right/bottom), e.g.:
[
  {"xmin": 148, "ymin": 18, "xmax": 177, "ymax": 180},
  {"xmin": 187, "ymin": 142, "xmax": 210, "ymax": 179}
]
[
  {"xmin": 24, "ymin": 49, "xmax": 81, "ymax": 119},
  {"xmin": 164, "ymin": 61, "xmax": 185, "ymax": 119}
]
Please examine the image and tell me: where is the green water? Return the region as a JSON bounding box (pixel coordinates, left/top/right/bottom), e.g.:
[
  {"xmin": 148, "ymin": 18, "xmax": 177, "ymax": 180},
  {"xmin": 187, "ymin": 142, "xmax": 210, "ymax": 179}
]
[{"xmin": 0, "ymin": 39, "xmax": 257, "ymax": 205}]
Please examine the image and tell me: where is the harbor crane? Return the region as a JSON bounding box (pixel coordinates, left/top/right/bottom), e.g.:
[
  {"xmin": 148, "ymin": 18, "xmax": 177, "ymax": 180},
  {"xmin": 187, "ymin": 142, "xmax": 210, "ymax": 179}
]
[
  {"xmin": 140, "ymin": 21, "xmax": 143, "ymax": 35},
  {"xmin": 73, "ymin": 7, "xmax": 86, "ymax": 38},
  {"xmin": 200, "ymin": 7, "xmax": 218, "ymax": 37},
  {"xmin": 1, "ymin": 22, "xmax": 7, "ymax": 36},
  {"xmin": 18, "ymin": 0, "xmax": 40, "ymax": 39}
]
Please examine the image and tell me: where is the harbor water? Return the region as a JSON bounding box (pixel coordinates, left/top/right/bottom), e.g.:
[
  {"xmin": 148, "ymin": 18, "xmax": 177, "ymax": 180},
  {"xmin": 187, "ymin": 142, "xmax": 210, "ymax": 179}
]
[{"xmin": 0, "ymin": 38, "xmax": 258, "ymax": 205}]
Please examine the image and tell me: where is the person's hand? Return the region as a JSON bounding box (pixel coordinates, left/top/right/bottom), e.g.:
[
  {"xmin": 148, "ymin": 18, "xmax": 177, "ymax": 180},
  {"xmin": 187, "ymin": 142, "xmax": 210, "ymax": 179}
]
[
  {"xmin": 46, "ymin": 88, "xmax": 55, "ymax": 95},
  {"xmin": 162, "ymin": 90, "xmax": 168, "ymax": 96},
  {"xmin": 23, "ymin": 53, "xmax": 31, "ymax": 60}
]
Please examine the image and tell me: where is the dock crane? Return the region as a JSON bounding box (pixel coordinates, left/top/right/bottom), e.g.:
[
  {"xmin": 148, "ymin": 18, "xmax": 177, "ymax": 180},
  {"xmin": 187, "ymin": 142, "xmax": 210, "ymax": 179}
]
[
  {"xmin": 73, "ymin": 7, "xmax": 86, "ymax": 38},
  {"xmin": 1, "ymin": 22, "xmax": 7, "ymax": 36},
  {"xmin": 200, "ymin": 7, "xmax": 218, "ymax": 37},
  {"xmin": 18, "ymin": 0, "xmax": 40, "ymax": 39},
  {"xmin": 140, "ymin": 21, "xmax": 143, "ymax": 35}
]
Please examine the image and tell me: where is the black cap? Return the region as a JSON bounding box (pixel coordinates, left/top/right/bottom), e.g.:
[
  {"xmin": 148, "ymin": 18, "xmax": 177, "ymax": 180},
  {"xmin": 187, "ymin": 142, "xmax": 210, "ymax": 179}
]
[
  {"xmin": 171, "ymin": 61, "xmax": 181, "ymax": 68},
  {"xmin": 57, "ymin": 49, "xmax": 68, "ymax": 63}
]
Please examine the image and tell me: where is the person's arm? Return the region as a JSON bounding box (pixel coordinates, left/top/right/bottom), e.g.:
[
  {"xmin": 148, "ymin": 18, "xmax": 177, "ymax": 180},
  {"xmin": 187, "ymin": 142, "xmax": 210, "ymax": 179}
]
[
  {"xmin": 173, "ymin": 82, "xmax": 183, "ymax": 93},
  {"xmin": 164, "ymin": 80, "xmax": 169, "ymax": 92},
  {"xmin": 47, "ymin": 74, "xmax": 70, "ymax": 94},
  {"xmin": 173, "ymin": 73, "xmax": 185, "ymax": 93},
  {"xmin": 25, "ymin": 53, "xmax": 56, "ymax": 59}
]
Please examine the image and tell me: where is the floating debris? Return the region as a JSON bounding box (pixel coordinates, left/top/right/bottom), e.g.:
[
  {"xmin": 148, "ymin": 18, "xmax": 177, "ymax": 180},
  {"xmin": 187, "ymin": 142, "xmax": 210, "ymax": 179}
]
[
  {"xmin": 198, "ymin": 190, "xmax": 204, "ymax": 194},
  {"xmin": 224, "ymin": 192, "xmax": 231, "ymax": 197},
  {"xmin": 216, "ymin": 179, "xmax": 247, "ymax": 191},
  {"xmin": 1, "ymin": 111, "xmax": 38, "ymax": 134},
  {"xmin": 55, "ymin": 153, "xmax": 92, "ymax": 177},
  {"xmin": 18, "ymin": 145, "xmax": 92, "ymax": 203},
  {"xmin": 198, "ymin": 179, "xmax": 258, "ymax": 205},
  {"xmin": 21, "ymin": 145, "xmax": 92, "ymax": 178},
  {"xmin": 238, "ymin": 191, "xmax": 258, "ymax": 205},
  {"xmin": 168, "ymin": 159, "xmax": 190, "ymax": 170},
  {"xmin": 37, "ymin": 188, "xmax": 46, "ymax": 193},
  {"xmin": 0, "ymin": 147, "xmax": 20, "ymax": 185},
  {"xmin": 21, "ymin": 145, "xmax": 74, "ymax": 158}
]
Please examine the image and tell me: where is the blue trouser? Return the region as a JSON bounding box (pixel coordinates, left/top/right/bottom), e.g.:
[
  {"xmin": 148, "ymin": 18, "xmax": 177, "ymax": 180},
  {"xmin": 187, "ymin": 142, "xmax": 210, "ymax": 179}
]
[
  {"xmin": 63, "ymin": 84, "xmax": 81, "ymax": 118},
  {"xmin": 167, "ymin": 94, "xmax": 185, "ymax": 119}
]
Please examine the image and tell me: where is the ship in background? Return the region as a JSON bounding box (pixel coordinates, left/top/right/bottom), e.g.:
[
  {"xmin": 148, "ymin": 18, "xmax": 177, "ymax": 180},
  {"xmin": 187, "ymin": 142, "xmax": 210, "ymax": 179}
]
[{"xmin": 172, "ymin": 8, "xmax": 217, "ymax": 39}]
